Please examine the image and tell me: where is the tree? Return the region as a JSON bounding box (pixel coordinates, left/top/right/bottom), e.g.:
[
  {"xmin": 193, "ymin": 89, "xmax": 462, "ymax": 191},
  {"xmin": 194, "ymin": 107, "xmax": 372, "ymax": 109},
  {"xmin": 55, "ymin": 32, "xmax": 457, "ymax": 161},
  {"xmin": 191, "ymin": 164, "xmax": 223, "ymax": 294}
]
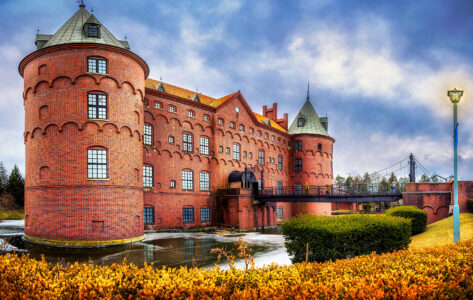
[
  {"xmin": 387, "ymin": 172, "xmax": 398, "ymax": 185},
  {"xmin": 419, "ymin": 173, "xmax": 431, "ymax": 183},
  {"xmin": 335, "ymin": 175, "xmax": 345, "ymax": 189},
  {"xmin": 362, "ymin": 172, "xmax": 371, "ymax": 185},
  {"xmin": 379, "ymin": 177, "xmax": 388, "ymax": 192},
  {"xmin": 7, "ymin": 165, "xmax": 24, "ymax": 207},
  {"xmin": 344, "ymin": 176, "xmax": 354, "ymax": 191},
  {"xmin": 0, "ymin": 162, "xmax": 7, "ymax": 194}
]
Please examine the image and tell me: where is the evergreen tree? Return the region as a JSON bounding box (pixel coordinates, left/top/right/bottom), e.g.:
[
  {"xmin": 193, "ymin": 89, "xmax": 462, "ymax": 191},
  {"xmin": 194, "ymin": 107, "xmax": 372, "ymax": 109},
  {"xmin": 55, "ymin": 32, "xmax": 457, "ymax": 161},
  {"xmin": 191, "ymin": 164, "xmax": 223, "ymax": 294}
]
[
  {"xmin": 335, "ymin": 175, "xmax": 345, "ymax": 189},
  {"xmin": 379, "ymin": 177, "xmax": 388, "ymax": 192},
  {"xmin": 344, "ymin": 176, "xmax": 354, "ymax": 191},
  {"xmin": 0, "ymin": 162, "xmax": 7, "ymax": 194},
  {"xmin": 431, "ymin": 173, "xmax": 440, "ymax": 183},
  {"xmin": 387, "ymin": 172, "xmax": 398, "ymax": 184},
  {"xmin": 419, "ymin": 173, "xmax": 431, "ymax": 183},
  {"xmin": 7, "ymin": 165, "xmax": 25, "ymax": 207},
  {"xmin": 362, "ymin": 172, "xmax": 371, "ymax": 185}
]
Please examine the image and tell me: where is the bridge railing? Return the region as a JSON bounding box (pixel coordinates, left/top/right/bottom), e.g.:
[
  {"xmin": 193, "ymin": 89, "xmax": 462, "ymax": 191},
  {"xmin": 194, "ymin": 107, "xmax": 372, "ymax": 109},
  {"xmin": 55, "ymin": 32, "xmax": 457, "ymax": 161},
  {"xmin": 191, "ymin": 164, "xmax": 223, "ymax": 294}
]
[{"xmin": 259, "ymin": 183, "xmax": 406, "ymax": 196}]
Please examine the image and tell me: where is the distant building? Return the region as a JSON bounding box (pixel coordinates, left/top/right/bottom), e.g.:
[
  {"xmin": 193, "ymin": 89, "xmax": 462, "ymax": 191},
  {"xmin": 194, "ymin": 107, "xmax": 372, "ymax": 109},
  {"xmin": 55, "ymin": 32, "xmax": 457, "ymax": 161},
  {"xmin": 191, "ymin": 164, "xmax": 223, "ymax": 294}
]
[{"xmin": 19, "ymin": 4, "xmax": 334, "ymax": 247}]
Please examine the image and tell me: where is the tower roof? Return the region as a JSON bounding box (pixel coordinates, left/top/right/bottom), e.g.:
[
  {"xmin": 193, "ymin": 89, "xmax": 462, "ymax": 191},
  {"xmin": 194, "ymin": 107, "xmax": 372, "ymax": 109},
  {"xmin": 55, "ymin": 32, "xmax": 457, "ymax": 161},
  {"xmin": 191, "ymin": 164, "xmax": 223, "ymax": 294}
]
[
  {"xmin": 288, "ymin": 85, "xmax": 330, "ymax": 137},
  {"xmin": 41, "ymin": 6, "xmax": 128, "ymax": 50}
]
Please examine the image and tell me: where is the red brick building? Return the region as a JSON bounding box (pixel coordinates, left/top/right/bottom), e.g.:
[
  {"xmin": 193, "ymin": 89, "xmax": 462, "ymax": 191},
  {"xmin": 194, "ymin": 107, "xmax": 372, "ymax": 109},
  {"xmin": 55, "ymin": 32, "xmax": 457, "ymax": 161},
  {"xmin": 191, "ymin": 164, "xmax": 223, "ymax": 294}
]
[{"xmin": 19, "ymin": 5, "xmax": 334, "ymax": 247}]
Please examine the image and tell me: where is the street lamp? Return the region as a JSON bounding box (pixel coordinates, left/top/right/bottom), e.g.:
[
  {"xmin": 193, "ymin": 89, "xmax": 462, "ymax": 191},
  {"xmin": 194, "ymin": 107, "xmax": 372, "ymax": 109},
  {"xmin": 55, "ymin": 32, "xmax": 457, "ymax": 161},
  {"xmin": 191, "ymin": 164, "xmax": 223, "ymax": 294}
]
[{"xmin": 448, "ymin": 88, "xmax": 463, "ymax": 243}]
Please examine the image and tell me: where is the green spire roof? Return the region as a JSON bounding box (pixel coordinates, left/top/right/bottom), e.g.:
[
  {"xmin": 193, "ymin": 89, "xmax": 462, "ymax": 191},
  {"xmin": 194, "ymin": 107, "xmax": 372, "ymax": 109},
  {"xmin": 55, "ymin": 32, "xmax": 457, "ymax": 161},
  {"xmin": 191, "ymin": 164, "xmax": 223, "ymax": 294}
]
[
  {"xmin": 40, "ymin": 6, "xmax": 128, "ymax": 50},
  {"xmin": 288, "ymin": 85, "xmax": 330, "ymax": 137}
]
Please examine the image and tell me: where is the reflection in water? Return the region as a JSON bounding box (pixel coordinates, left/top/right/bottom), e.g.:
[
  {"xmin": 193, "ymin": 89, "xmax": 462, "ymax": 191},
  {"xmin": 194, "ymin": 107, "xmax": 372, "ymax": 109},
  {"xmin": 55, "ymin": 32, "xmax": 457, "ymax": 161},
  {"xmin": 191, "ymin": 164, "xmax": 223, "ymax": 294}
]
[{"xmin": 0, "ymin": 220, "xmax": 291, "ymax": 269}]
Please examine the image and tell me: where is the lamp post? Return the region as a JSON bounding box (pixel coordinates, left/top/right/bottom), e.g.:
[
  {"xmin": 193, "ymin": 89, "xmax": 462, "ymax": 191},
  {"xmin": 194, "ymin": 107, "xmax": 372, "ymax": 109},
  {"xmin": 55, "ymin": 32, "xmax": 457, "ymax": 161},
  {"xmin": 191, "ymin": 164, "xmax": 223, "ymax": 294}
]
[{"xmin": 448, "ymin": 88, "xmax": 463, "ymax": 243}]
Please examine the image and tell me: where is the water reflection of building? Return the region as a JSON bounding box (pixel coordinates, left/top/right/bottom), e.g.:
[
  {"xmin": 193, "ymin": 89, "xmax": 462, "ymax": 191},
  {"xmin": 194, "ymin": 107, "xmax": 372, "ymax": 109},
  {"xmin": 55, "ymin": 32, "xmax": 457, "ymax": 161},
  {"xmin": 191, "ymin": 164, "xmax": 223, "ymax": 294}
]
[
  {"xmin": 183, "ymin": 239, "xmax": 195, "ymax": 257},
  {"xmin": 20, "ymin": 3, "xmax": 334, "ymax": 247},
  {"xmin": 143, "ymin": 243, "xmax": 155, "ymax": 264}
]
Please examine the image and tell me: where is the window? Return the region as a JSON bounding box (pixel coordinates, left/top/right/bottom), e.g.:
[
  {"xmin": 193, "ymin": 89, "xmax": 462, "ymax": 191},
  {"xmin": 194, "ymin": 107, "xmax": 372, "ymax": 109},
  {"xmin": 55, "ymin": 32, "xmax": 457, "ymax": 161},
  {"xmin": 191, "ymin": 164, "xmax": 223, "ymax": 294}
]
[
  {"xmin": 200, "ymin": 137, "xmax": 209, "ymax": 155},
  {"xmin": 243, "ymin": 151, "xmax": 247, "ymax": 158},
  {"xmin": 277, "ymin": 137, "xmax": 281, "ymax": 143},
  {"xmin": 233, "ymin": 143, "xmax": 241, "ymax": 161},
  {"xmin": 271, "ymin": 135, "xmax": 275, "ymax": 141},
  {"xmin": 182, "ymin": 170, "xmax": 193, "ymax": 190},
  {"xmin": 169, "ymin": 105, "xmax": 177, "ymax": 113},
  {"xmin": 225, "ymin": 147, "xmax": 230, "ymax": 154},
  {"xmin": 144, "ymin": 207, "xmax": 154, "ymax": 224},
  {"xmin": 295, "ymin": 183, "xmax": 303, "ymax": 195},
  {"xmin": 239, "ymin": 125, "xmax": 245, "ymax": 132},
  {"xmin": 235, "ymin": 106, "xmax": 240, "ymax": 113},
  {"xmin": 298, "ymin": 118, "xmax": 305, "ymax": 127},
  {"xmin": 249, "ymin": 152, "xmax": 253, "ymax": 159},
  {"xmin": 257, "ymin": 131, "xmax": 262, "ymax": 137},
  {"xmin": 144, "ymin": 125, "xmax": 153, "ymax": 145},
  {"xmin": 87, "ymin": 24, "xmax": 99, "ymax": 37},
  {"xmin": 218, "ymin": 118, "xmax": 224, "ymax": 125},
  {"xmin": 264, "ymin": 133, "xmax": 268, "ymax": 139},
  {"xmin": 87, "ymin": 148, "xmax": 107, "ymax": 179},
  {"xmin": 201, "ymin": 207, "xmax": 210, "ymax": 222},
  {"xmin": 230, "ymin": 121, "xmax": 235, "ymax": 129},
  {"xmin": 294, "ymin": 140, "xmax": 302, "ymax": 150},
  {"xmin": 218, "ymin": 146, "xmax": 223, "ymax": 153},
  {"xmin": 249, "ymin": 128, "xmax": 254, "ymax": 134},
  {"xmin": 143, "ymin": 165, "xmax": 153, "ymax": 187},
  {"xmin": 278, "ymin": 207, "xmax": 283, "ymax": 219},
  {"xmin": 170, "ymin": 180, "xmax": 176, "ymax": 189},
  {"xmin": 277, "ymin": 182, "xmax": 283, "ymax": 195},
  {"xmin": 87, "ymin": 58, "xmax": 107, "ymax": 74},
  {"xmin": 278, "ymin": 155, "xmax": 283, "ymax": 169},
  {"xmin": 188, "ymin": 110, "xmax": 195, "ymax": 118},
  {"xmin": 258, "ymin": 150, "xmax": 265, "ymax": 165},
  {"xmin": 295, "ymin": 158, "xmax": 302, "ymax": 172},
  {"xmin": 318, "ymin": 143, "xmax": 322, "ymax": 151},
  {"xmin": 154, "ymin": 102, "xmax": 162, "ymax": 109},
  {"xmin": 183, "ymin": 207, "xmax": 194, "ymax": 223},
  {"xmin": 200, "ymin": 172, "xmax": 210, "ymax": 191},
  {"xmin": 87, "ymin": 93, "xmax": 107, "ymax": 119},
  {"xmin": 168, "ymin": 136, "xmax": 175, "ymax": 144},
  {"xmin": 183, "ymin": 133, "xmax": 193, "ymax": 153},
  {"xmin": 204, "ymin": 114, "xmax": 210, "ymax": 122}
]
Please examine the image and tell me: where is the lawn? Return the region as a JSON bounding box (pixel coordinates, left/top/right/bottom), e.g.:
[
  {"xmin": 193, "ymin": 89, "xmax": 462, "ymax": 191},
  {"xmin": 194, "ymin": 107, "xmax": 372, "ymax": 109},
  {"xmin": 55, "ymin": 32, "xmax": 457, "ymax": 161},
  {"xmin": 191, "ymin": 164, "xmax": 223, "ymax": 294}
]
[{"xmin": 410, "ymin": 213, "xmax": 473, "ymax": 248}]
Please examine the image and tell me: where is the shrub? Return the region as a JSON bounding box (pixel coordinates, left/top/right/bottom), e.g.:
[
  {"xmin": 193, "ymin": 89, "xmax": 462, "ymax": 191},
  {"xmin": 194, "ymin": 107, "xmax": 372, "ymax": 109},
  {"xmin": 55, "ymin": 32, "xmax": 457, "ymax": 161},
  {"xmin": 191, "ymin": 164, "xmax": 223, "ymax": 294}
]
[
  {"xmin": 281, "ymin": 214, "xmax": 411, "ymax": 263},
  {"xmin": 0, "ymin": 210, "xmax": 24, "ymax": 221},
  {"xmin": 467, "ymin": 199, "xmax": 473, "ymax": 213},
  {"xmin": 0, "ymin": 241, "xmax": 473, "ymax": 298},
  {"xmin": 385, "ymin": 206, "xmax": 427, "ymax": 235}
]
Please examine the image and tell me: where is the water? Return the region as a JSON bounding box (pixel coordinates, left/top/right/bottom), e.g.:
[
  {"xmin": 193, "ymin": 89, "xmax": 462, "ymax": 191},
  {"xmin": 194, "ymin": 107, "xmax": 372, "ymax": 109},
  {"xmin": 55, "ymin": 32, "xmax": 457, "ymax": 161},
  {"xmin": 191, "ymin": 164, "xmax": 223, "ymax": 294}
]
[{"xmin": 0, "ymin": 220, "xmax": 292, "ymax": 269}]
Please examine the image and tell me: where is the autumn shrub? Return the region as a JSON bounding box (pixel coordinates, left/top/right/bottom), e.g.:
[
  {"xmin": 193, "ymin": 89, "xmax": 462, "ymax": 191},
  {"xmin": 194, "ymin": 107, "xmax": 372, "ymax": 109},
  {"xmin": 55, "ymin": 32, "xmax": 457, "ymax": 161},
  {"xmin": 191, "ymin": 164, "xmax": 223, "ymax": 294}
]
[
  {"xmin": 386, "ymin": 206, "xmax": 427, "ymax": 235},
  {"xmin": 1, "ymin": 240, "xmax": 473, "ymax": 298},
  {"xmin": 0, "ymin": 210, "xmax": 24, "ymax": 221},
  {"xmin": 282, "ymin": 214, "xmax": 411, "ymax": 263},
  {"xmin": 467, "ymin": 199, "xmax": 473, "ymax": 213}
]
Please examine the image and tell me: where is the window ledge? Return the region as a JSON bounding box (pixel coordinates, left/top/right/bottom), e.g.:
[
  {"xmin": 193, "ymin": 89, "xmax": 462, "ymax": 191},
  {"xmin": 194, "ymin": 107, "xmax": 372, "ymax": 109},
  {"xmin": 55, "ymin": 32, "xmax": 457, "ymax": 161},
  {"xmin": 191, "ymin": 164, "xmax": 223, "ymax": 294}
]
[
  {"xmin": 86, "ymin": 72, "xmax": 109, "ymax": 76},
  {"xmin": 87, "ymin": 118, "xmax": 109, "ymax": 121},
  {"xmin": 87, "ymin": 178, "xmax": 110, "ymax": 181}
]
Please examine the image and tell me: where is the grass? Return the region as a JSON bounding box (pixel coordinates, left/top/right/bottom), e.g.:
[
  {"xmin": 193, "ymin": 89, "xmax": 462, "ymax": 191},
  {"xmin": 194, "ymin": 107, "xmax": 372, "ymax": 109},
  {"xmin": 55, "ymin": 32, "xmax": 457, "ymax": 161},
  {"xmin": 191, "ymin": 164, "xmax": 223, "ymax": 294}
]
[
  {"xmin": 410, "ymin": 213, "xmax": 473, "ymax": 248},
  {"xmin": 0, "ymin": 210, "xmax": 24, "ymax": 221}
]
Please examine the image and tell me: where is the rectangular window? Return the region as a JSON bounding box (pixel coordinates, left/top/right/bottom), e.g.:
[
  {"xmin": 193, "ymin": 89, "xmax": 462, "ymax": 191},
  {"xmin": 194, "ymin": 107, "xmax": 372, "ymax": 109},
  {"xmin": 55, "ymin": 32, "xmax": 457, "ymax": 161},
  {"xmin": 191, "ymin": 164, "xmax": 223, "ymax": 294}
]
[
  {"xmin": 249, "ymin": 152, "xmax": 253, "ymax": 159},
  {"xmin": 249, "ymin": 128, "xmax": 254, "ymax": 134},
  {"xmin": 201, "ymin": 207, "xmax": 210, "ymax": 222},
  {"xmin": 230, "ymin": 122, "xmax": 235, "ymax": 129},
  {"xmin": 144, "ymin": 125, "xmax": 153, "ymax": 145},
  {"xmin": 218, "ymin": 118, "xmax": 223, "ymax": 125},
  {"xmin": 204, "ymin": 114, "xmax": 210, "ymax": 122},
  {"xmin": 295, "ymin": 183, "xmax": 303, "ymax": 195},
  {"xmin": 188, "ymin": 110, "xmax": 195, "ymax": 118},
  {"xmin": 183, "ymin": 207, "xmax": 194, "ymax": 223},
  {"xmin": 294, "ymin": 140, "xmax": 302, "ymax": 150},
  {"xmin": 258, "ymin": 150, "xmax": 265, "ymax": 165},
  {"xmin": 143, "ymin": 165, "xmax": 153, "ymax": 187},
  {"xmin": 200, "ymin": 172, "xmax": 210, "ymax": 191},
  {"xmin": 170, "ymin": 180, "xmax": 176, "ymax": 188},
  {"xmin": 168, "ymin": 136, "xmax": 174, "ymax": 144},
  {"xmin": 218, "ymin": 146, "xmax": 223, "ymax": 153},
  {"xmin": 200, "ymin": 137, "xmax": 209, "ymax": 155},
  {"xmin": 277, "ymin": 181, "xmax": 283, "ymax": 195},
  {"xmin": 155, "ymin": 102, "xmax": 162, "ymax": 109},
  {"xmin": 183, "ymin": 133, "xmax": 193, "ymax": 152},
  {"xmin": 87, "ymin": 58, "xmax": 107, "ymax": 74},
  {"xmin": 182, "ymin": 170, "xmax": 193, "ymax": 190},
  {"xmin": 278, "ymin": 155, "xmax": 283, "ymax": 170},
  {"xmin": 144, "ymin": 207, "xmax": 154, "ymax": 224},
  {"xmin": 295, "ymin": 159, "xmax": 302, "ymax": 172},
  {"xmin": 87, "ymin": 93, "xmax": 107, "ymax": 119},
  {"xmin": 278, "ymin": 207, "xmax": 283, "ymax": 219},
  {"xmin": 87, "ymin": 24, "xmax": 99, "ymax": 37},
  {"xmin": 169, "ymin": 105, "xmax": 177, "ymax": 113},
  {"xmin": 87, "ymin": 149, "xmax": 107, "ymax": 179},
  {"xmin": 232, "ymin": 143, "xmax": 241, "ymax": 161}
]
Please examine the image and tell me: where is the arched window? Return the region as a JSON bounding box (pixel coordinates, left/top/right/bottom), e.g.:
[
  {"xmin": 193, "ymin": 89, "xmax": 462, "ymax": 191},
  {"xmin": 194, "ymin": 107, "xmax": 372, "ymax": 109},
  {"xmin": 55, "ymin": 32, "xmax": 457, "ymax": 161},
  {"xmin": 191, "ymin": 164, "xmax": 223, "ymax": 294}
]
[
  {"xmin": 87, "ymin": 147, "xmax": 107, "ymax": 179},
  {"xmin": 218, "ymin": 146, "xmax": 223, "ymax": 153},
  {"xmin": 225, "ymin": 147, "xmax": 230, "ymax": 154},
  {"xmin": 168, "ymin": 136, "xmax": 175, "ymax": 144},
  {"xmin": 239, "ymin": 124, "xmax": 245, "ymax": 132},
  {"xmin": 170, "ymin": 179, "xmax": 176, "ymax": 188},
  {"xmin": 204, "ymin": 114, "xmax": 210, "ymax": 122},
  {"xmin": 182, "ymin": 169, "xmax": 194, "ymax": 190},
  {"xmin": 271, "ymin": 135, "xmax": 275, "ymax": 141},
  {"xmin": 143, "ymin": 165, "xmax": 154, "ymax": 188},
  {"xmin": 230, "ymin": 121, "xmax": 235, "ymax": 129},
  {"xmin": 188, "ymin": 110, "xmax": 195, "ymax": 118},
  {"xmin": 154, "ymin": 101, "xmax": 163, "ymax": 109},
  {"xmin": 183, "ymin": 132, "xmax": 193, "ymax": 153},
  {"xmin": 199, "ymin": 171, "xmax": 210, "ymax": 191},
  {"xmin": 218, "ymin": 118, "xmax": 224, "ymax": 125},
  {"xmin": 318, "ymin": 143, "xmax": 322, "ymax": 151},
  {"xmin": 249, "ymin": 128, "xmax": 254, "ymax": 134},
  {"xmin": 87, "ymin": 92, "xmax": 107, "ymax": 119},
  {"xmin": 297, "ymin": 118, "xmax": 305, "ymax": 127},
  {"xmin": 169, "ymin": 105, "xmax": 177, "ymax": 113},
  {"xmin": 232, "ymin": 143, "xmax": 241, "ymax": 161},
  {"xmin": 278, "ymin": 207, "xmax": 283, "ymax": 219},
  {"xmin": 249, "ymin": 152, "xmax": 253, "ymax": 159},
  {"xmin": 257, "ymin": 130, "xmax": 262, "ymax": 137},
  {"xmin": 264, "ymin": 133, "xmax": 269, "ymax": 139},
  {"xmin": 144, "ymin": 124, "xmax": 153, "ymax": 146},
  {"xmin": 200, "ymin": 136, "xmax": 209, "ymax": 155},
  {"xmin": 258, "ymin": 150, "xmax": 265, "ymax": 165}
]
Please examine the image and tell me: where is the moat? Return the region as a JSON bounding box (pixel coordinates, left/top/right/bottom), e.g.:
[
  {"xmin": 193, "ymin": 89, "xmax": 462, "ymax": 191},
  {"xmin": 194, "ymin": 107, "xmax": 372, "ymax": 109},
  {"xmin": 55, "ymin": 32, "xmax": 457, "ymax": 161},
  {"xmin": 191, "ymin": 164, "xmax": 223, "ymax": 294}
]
[{"xmin": 0, "ymin": 220, "xmax": 291, "ymax": 269}]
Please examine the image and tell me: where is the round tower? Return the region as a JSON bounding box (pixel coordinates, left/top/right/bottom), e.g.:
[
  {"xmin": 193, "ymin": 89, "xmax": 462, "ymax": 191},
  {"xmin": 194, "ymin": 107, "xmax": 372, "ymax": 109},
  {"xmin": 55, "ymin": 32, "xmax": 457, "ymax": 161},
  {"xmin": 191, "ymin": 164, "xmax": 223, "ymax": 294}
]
[
  {"xmin": 19, "ymin": 4, "xmax": 149, "ymax": 247},
  {"xmin": 289, "ymin": 86, "xmax": 335, "ymax": 216}
]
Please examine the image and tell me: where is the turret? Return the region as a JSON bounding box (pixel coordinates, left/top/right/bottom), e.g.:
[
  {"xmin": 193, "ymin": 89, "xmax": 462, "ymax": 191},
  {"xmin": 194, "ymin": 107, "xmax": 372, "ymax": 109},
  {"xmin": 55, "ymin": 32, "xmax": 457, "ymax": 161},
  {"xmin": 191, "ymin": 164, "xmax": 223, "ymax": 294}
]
[
  {"xmin": 19, "ymin": 4, "xmax": 149, "ymax": 247},
  {"xmin": 289, "ymin": 84, "xmax": 335, "ymax": 216}
]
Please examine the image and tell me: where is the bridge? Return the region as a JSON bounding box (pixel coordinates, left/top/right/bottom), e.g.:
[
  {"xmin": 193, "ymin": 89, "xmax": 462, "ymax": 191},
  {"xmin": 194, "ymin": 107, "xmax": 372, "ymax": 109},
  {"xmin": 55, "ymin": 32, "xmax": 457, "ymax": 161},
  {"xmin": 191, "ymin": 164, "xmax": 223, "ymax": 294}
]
[{"xmin": 255, "ymin": 184, "xmax": 404, "ymax": 203}]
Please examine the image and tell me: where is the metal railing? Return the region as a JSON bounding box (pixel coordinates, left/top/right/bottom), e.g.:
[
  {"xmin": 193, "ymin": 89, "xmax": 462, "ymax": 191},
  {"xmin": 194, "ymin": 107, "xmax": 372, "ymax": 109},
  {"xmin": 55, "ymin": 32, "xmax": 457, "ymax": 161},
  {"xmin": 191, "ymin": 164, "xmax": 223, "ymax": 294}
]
[{"xmin": 259, "ymin": 183, "xmax": 406, "ymax": 196}]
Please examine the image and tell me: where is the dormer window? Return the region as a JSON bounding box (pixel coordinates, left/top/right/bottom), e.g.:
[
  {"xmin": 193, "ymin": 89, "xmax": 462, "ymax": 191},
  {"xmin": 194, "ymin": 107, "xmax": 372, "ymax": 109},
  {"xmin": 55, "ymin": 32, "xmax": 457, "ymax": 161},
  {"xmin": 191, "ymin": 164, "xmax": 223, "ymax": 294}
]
[
  {"xmin": 297, "ymin": 118, "xmax": 305, "ymax": 127},
  {"xmin": 85, "ymin": 24, "xmax": 100, "ymax": 37}
]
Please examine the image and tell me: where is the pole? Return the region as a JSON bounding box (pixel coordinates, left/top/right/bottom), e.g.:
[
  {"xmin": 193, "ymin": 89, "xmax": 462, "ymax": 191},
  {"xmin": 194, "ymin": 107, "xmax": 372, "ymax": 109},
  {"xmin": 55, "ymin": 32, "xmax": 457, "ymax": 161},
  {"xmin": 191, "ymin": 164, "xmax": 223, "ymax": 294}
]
[{"xmin": 453, "ymin": 102, "xmax": 460, "ymax": 243}]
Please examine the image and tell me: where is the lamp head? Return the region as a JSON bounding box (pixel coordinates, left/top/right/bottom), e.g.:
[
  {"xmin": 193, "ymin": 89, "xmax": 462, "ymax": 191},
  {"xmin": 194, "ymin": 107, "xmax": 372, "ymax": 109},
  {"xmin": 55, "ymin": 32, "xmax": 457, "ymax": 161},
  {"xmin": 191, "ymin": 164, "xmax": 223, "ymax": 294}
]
[{"xmin": 448, "ymin": 88, "xmax": 463, "ymax": 104}]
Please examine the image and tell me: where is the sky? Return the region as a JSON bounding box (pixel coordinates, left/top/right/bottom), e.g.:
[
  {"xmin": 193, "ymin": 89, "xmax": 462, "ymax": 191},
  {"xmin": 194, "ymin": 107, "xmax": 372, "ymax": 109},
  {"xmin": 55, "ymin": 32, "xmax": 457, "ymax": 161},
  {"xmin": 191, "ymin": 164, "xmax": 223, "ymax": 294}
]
[{"xmin": 1, "ymin": 0, "xmax": 473, "ymax": 180}]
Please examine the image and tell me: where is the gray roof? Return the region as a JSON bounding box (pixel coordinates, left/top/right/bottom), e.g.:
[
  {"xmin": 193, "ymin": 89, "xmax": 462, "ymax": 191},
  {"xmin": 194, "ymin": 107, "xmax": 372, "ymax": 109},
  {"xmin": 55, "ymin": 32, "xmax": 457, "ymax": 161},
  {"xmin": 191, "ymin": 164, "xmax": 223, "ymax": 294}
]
[
  {"xmin": 41, "ymin": 7, "xmax": 127, "ymax": 50},
  {"xmin": 288, "ymin": 98, "xmax": 331, "ymax": 137}
]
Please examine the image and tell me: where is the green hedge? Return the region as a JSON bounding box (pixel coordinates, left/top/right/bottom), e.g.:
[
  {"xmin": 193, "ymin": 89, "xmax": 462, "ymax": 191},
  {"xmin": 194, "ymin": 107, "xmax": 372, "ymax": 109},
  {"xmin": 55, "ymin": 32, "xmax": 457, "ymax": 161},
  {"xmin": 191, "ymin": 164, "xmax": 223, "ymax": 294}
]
[
  {"xmin": 385, "ymin": 206, "xmax": 427, "ymax": 235},
  {"xmin": 467, "ymin": 199, "xmax": 473, "ymax": 213},
  {"xmin": 281, "ymin": 214, "xmax": 411, "ymax": 263}
]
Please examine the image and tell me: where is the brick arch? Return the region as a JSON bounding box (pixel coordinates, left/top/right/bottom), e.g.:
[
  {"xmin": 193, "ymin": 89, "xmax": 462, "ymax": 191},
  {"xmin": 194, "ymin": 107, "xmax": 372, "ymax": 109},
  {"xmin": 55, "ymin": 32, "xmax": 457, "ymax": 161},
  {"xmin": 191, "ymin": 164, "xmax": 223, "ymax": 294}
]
[
  {"xmin": 144, "ymin": 111, "xmax": 155, "ymax": 121},
  {"xmin": 169, "ymin": 117, "xmax": 181, "ymax": 127},
  {"xmin": 73, "ymin": 73, "xmax": 98, "ymax": 85},
  {"xmin": 33, "ymin": 80, "xmax": 50, "ymax": 93},
  {"xmin": 182, "ymin": 120, "xmax": 193, "ymax": 129},
  {"xmin": 233, "ymin": 133, "xmax": 242, "ymax": 141},
  {"xmin": 156, "ymin": 113, "xmax": 169, "ymax": 124},
  {"xmin": 194, "ymin": 123, "xmax": 205, "ymax": 132}
]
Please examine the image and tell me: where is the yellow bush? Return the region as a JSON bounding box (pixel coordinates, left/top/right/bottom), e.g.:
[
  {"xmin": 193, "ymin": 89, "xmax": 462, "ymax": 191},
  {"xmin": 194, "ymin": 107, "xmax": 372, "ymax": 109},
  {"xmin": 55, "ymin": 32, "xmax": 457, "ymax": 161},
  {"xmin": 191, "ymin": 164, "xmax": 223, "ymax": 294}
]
[
  {"xmin": 0, "ymin": 210, "xmax": 24, "ymax": 220},
  {"xmin": 0, "ymin": 240, "xmax": 473, "ymax": 299}
]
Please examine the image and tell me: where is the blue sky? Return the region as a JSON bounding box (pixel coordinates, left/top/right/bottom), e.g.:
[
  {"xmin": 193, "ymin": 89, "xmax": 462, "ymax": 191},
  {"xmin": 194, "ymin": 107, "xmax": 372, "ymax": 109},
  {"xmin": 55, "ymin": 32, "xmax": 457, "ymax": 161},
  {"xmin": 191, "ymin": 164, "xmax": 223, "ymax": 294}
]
[{"xmin": 1, "ymin": 0, "xmax": 473, "ymax": 180}]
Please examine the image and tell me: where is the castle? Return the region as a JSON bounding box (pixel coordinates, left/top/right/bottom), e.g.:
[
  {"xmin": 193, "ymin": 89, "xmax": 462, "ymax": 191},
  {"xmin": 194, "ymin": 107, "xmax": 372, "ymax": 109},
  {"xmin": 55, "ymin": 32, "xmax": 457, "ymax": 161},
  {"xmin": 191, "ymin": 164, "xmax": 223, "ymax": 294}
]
[{"xmin": 19, "ymin": 4, "xmax": 334, "ymax": 247}]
